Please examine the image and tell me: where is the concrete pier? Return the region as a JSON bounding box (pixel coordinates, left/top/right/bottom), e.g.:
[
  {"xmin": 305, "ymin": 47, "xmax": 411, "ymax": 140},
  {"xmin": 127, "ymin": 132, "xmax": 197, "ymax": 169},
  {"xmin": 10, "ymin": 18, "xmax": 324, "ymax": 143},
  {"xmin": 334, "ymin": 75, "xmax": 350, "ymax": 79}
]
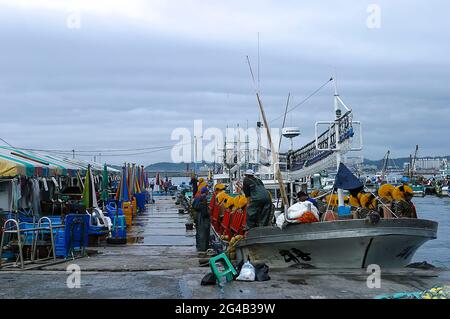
[{"xmin": 1, "ymin": 196, "xmax": 449, "ymax": 299}]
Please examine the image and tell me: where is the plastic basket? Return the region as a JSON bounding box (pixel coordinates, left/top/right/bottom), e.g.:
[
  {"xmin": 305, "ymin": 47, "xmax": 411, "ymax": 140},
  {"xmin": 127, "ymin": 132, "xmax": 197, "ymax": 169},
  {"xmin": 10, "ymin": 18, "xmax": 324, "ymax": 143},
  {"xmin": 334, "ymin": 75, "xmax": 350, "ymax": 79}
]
[
  {"xmin": 64, "ymin": 214, "xmax": 89, "ymax": 256},
  {"xmin": 54, "ymin": 228, "xmax": 67, "ymax": 257}
]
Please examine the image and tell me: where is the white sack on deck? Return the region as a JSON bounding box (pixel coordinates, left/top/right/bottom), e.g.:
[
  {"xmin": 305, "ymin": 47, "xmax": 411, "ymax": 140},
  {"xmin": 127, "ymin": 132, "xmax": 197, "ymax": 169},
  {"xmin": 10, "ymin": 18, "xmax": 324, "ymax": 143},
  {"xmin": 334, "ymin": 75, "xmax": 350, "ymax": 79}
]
[
  {"xmin": 287, "ymin": 201, "xmax": 320, "ymax": 221},
  {"xmin": 276, "ymin": 213, "xmax": 286, "ymax": 229}
]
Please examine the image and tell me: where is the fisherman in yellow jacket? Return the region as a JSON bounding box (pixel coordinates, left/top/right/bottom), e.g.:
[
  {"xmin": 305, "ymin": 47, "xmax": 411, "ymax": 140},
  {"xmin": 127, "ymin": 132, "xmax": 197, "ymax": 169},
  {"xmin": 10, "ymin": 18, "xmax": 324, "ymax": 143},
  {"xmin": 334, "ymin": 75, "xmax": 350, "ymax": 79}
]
[{"xmin": 195, "ymin": 177, "xmax": 207, "ymax": 197}]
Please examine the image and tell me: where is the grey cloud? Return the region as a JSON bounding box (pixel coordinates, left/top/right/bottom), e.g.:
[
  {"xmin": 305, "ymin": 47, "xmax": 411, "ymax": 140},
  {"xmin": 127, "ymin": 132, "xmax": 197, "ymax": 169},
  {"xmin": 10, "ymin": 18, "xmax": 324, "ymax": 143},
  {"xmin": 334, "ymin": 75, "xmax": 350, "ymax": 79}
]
[{"xmin": 0, "ymin": 1, "xmax": 449, "ymax": 165}]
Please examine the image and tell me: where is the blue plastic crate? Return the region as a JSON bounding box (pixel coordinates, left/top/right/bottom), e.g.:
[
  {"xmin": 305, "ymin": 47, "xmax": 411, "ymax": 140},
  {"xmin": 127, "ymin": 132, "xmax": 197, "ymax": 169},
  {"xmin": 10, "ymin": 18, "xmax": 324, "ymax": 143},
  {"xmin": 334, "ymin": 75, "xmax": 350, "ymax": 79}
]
[
  {"xmin": 64, "ymin": 214, "xmax": 89, "ymax": 256},
  {"xmin": 40, "ymin": 216, "xmax": 63, "ymax": 225},
  {"xmin": 111, "ymin": 215, "xmax": 126, "ymax": 239},
  {"xmin": 54, "ymin": 228, "xmax": 67, "ymax": 257},
  {"xmin": 18, "ymin": 222, "xmax": 36, "ymax": 245},
  {"xmin": 106, "ymin": 203, "xmax": 117, "ymax": 214},
  {"xmin": 338, "ymin": 206, "xmax": 352, "ymax": 217},
  {"xmin": 88, "ymin": 225, "xmax": 109, "ymax": 236}
]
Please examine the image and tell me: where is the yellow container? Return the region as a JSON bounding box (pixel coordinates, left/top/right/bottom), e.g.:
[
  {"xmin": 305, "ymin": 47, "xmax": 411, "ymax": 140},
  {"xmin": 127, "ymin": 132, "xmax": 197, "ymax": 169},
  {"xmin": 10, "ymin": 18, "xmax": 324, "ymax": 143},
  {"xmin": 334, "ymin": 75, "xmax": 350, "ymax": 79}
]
[{"xmin": 122, "ymin": 201, "xmax": 133, "ymax": 226}]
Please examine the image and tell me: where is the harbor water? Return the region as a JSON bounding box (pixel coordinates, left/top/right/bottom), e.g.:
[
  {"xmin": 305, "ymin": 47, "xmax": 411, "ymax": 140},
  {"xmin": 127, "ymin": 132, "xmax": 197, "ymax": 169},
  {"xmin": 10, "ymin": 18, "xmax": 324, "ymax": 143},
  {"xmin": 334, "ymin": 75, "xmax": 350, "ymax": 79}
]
[{"xmin": 413, "ymin": 196, "xmax": 450, "ymax": 267}]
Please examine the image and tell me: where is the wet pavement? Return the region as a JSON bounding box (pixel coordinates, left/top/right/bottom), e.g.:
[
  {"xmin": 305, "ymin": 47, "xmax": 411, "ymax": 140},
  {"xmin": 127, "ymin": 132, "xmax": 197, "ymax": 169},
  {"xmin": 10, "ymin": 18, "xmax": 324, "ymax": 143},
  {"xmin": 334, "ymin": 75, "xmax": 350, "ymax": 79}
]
[{"xmin": 1, "ymin": 196, "xmax": 449, "ymax": 299}]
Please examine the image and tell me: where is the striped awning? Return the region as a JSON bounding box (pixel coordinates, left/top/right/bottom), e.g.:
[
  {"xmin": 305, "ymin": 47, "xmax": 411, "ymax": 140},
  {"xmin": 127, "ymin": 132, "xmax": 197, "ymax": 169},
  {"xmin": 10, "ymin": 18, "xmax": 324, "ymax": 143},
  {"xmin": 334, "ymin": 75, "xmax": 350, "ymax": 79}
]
[
  {"xmin": 0, "ymin": 146, "xmax": 120, "ymax": 178},
  {"xmin": 0, "ymin": 146, "xmax": 60, "ymax": 177}
]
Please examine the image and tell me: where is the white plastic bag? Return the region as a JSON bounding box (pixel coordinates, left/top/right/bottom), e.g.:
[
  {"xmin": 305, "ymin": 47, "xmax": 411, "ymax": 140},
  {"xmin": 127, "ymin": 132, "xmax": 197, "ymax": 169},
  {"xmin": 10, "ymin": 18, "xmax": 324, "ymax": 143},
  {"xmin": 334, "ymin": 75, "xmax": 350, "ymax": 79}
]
[
  {"xmin": 276, "ymin": 213, "xmax": 288, "ymax": 228},
  {"xmin": 287, "ymin": 201, "xmax": 319, "ymax": 221},
  {"xmin": 236, "ymin": 261, "xmax": 255, "ymax": 281}
]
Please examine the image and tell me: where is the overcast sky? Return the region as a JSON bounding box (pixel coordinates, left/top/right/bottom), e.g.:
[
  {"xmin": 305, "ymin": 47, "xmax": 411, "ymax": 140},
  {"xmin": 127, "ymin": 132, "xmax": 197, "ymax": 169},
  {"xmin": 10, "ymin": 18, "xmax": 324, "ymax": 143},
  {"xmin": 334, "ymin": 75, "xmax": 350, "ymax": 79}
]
[{"xmin": 0, "ymin": 0, "xmax": 449, "ymax": 165}]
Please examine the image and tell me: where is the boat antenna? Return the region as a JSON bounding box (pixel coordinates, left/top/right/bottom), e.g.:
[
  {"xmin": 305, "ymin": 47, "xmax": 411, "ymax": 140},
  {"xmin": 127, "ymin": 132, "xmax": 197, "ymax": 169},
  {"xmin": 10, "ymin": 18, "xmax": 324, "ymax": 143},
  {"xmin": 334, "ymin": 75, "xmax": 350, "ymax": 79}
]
[
  {"xmin": 270, "ymin": 78, "xmax": 332, "ymax": 124},
  {"xmin": 278, "ymin": 93, "xmax": 291, "ymax": 151},
  {"xmin": 246, "ymin": 56, "xmax": 289, "ymax": 209},
  {"xmin": 257, "ymin": 32, "xmax": 260, "ymax": 92},
  {"xmin": 246, "ymin": 55, "xmax": 257, "ymax": 90}
]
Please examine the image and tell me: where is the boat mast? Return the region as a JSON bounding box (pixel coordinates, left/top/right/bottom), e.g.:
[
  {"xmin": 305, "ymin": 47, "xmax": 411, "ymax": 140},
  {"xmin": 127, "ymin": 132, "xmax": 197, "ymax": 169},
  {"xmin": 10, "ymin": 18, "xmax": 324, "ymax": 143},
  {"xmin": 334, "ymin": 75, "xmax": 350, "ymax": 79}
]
[
  {"xmin": 245, "ymin": 120, "xmax": 250, "ymax": 170},
  {"xmin": 246, "ymin": 55, "xmax": 289, "ymax": 207},
  {"xmin": 411, "ymin": 144, "xmax": 419, "ymax": 179},
  {"xmin": 237, "ymin": 123, "xmax": 241, "ymax": 181},
  {"xmin": 381, "ymin": 150, "xmax": 390, "ymax": 181}
]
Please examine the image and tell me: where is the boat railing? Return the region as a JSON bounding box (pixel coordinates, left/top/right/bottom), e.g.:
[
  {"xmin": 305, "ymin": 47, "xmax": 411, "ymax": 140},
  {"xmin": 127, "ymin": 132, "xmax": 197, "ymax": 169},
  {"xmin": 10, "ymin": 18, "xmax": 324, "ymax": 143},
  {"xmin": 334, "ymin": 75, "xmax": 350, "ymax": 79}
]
[{"xmin": 285, "ymin": 111, "xmax": 354, "ymax": 171}]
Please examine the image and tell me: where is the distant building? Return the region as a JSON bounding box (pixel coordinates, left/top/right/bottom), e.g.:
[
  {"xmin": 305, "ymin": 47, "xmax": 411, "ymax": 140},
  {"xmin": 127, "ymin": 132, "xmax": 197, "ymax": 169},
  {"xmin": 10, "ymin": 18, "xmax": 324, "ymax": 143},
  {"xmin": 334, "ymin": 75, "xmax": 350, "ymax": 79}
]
[
  {"xmin": 198, "ymin": 164, "xmax": 211, "ymax": 173},
  {"xmin": 415, "ymin": 158, "xmax": 446, "ymax": 170}
]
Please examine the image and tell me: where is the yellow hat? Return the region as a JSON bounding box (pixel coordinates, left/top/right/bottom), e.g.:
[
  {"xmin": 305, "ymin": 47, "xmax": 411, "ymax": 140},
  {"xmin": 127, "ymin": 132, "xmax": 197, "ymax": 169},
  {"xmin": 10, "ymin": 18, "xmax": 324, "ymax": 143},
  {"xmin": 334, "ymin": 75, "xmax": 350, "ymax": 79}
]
[
  {"xmin": 217, "ymin": 192, "xmax": 227, "ymax": 204},
  {"xmin": 404, "ymin": 185, "xmax": 413, "ymax": 195},
  {"xmin": 310, "ymin": 190, "xmax": 319, "ymax": 198},
  {"xmin": 378, "ymin": 184, "xmax": 395, "ymax": 202},
  {"xmin": 233, "ymin": 196, "xmax": 241, "ymax": 209},
  {"xmin": 224, "ymin": 195, "xmax": 234, "ymax": 209},
  {"xmin": 360, "ymin": 193, "xmax": 377, "ymax": 209},
  {"xmin": 393, "ymin": 185, "xmax": 413, "ymax": 201},
  {"xmin": 325, "ymin": 194, "xmax": 339, "ymax": 207},
  {"xmin": 214, "ymin": 183, "xmax": 226, "ymax": 191},
  {"xmin": 238, "ymin": 195, "xmax": 248, "ymax": 208},
  {"xmin": 349, "ymin": 194, "xmax": 360, "ymax": 207},
  {"xmin": 233, "ymin": 195, "xmax": 248, "ymax": 209}
]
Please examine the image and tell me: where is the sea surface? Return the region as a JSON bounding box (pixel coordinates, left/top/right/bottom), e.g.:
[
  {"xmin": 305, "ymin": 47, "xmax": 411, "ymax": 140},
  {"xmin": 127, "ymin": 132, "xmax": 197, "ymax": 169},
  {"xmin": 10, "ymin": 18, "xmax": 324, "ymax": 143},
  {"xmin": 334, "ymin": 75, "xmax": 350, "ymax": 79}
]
[
  {"xmin": 412, "ymin": 196, "xmax": 450, "ymax": 267},
  {"xmin": 168, "ymin": 177, "xmax": 450, "ymax": 268}
]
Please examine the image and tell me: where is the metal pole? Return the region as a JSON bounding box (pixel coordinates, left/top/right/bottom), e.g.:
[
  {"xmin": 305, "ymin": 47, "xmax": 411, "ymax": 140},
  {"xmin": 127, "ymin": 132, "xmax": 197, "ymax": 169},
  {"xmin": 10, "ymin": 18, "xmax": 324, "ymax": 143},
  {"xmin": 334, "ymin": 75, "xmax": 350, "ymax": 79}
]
[
  {"xmin": 194, "ymin": 136, "xmax": 197, "ymax": 174},
  {"xmin": 256, "ymin": 93, "xmax": 289, "ymax": 207},
  {"xmin": 0, "ymin": 226, "xmax": 5, "ymax": 268},
  {"xmin": 334, "ymin": 78, "xmax": 344, "ymax": 207}
]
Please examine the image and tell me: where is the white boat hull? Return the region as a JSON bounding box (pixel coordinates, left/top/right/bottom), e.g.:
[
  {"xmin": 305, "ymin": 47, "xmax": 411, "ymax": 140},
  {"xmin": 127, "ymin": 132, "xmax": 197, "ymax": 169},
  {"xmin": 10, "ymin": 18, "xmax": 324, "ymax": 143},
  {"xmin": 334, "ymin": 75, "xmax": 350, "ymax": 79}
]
[
  {"xmin": 236, "ymin": 219, "xmax": 437, "ymax": 269},
  {"xmin": 413, "ymin": 190, "xmax": 426, "ymax": 197}
]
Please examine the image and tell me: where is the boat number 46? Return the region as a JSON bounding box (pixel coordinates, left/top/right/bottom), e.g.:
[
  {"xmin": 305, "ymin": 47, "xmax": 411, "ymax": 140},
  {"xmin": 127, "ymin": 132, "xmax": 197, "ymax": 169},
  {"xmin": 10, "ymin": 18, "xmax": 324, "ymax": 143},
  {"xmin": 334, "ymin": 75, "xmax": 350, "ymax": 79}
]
[{"xmin": 279, "ymin": 249, "xmax": 312, "ymax": 264}]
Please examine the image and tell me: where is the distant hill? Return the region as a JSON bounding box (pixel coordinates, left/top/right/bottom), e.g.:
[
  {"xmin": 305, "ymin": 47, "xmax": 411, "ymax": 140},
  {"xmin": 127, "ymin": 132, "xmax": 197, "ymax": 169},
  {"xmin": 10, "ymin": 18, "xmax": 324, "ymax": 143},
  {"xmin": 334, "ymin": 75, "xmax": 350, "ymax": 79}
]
[
  {"xmin": 363, "ymin": 156, "xmax": 450, "ymax": 170},
  {"xmin": 144, "ymin": 156, "xmax": 449, "ymax": 172}
]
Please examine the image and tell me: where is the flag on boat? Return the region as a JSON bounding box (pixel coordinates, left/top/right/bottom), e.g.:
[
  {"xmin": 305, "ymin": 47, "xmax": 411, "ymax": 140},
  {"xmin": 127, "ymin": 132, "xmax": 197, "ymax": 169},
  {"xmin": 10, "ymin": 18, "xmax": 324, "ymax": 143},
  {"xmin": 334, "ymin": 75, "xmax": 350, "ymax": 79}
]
[{"xmin": 334, "ymin": 163, "xmax": 364, "ymax": 196}]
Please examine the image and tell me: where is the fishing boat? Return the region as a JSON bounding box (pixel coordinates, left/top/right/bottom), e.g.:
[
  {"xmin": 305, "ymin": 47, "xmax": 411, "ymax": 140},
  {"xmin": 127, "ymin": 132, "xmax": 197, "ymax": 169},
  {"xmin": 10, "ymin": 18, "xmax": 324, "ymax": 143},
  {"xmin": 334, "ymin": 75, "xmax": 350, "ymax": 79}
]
[
  {"xmin": 236, "ymin": 219, "xmax": 438, "ymax": 268},
  {"xmin": 405, "ymin": 146, "xmax": 426, "ymax": 197},
  {"xmin": 233, "ymin": 78, "xmax": 439, "ymax": 269},
  {"xmin": 411, "ymin": 184, "xmax": 426, "ymax": 197},
  {"xmin": 441, "ymin": 186, "xmax": 450, "ymax": 197}
]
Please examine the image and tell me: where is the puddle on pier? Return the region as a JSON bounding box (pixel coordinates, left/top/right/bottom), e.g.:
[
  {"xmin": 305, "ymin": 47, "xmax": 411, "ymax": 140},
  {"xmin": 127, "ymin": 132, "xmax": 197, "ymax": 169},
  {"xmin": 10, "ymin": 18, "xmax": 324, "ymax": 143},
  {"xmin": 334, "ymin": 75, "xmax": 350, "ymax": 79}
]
[
  {"xmin": 125, "ymin": 198, "xmax": 195, "ymax": 246},
  {"xmin": 126, "ymin": 235, "xmax": 195, "ymax": 246}
]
